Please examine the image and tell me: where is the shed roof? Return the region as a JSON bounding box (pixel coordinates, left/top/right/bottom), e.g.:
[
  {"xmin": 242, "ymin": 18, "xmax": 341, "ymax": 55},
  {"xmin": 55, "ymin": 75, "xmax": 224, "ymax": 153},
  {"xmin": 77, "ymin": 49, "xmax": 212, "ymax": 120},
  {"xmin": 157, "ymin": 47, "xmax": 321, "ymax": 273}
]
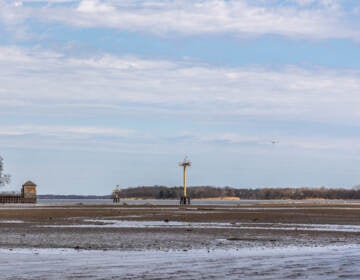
[{"xmin": 23, "ymin": 181, "xmax": 37, "ymax": 187}]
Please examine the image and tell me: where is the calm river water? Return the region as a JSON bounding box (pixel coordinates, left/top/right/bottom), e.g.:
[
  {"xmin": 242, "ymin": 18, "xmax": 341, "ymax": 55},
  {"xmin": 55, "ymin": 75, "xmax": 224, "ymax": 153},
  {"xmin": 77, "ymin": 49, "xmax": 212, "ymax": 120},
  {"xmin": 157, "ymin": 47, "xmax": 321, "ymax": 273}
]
[{"xmin": 37, "ymin": 198, "xmax": 360, "ymax": 206}]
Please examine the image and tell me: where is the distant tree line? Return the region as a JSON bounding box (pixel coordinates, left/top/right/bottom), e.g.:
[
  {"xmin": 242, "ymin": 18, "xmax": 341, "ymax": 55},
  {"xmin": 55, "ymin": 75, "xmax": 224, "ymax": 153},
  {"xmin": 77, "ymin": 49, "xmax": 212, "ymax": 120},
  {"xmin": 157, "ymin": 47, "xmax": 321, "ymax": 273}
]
[
  {"xmin": 118, "ymin": 185, "xmax": 360, "ymax": 200},
  {"xmin": 37, "ymin": 186, "xmax": 360, "ymax": 200},
  {"xmin": 118, "ymin": 185, "xmax": 181, "ymax": 199}
]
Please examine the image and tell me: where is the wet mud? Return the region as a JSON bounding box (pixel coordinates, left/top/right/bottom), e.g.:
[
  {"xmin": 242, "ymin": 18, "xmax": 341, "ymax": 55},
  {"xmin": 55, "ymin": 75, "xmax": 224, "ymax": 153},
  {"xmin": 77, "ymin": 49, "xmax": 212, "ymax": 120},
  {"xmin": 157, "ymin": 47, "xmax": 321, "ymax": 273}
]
[{"xmin": 0, "ymin": 202, "xmax": 359, "ymax": 250}]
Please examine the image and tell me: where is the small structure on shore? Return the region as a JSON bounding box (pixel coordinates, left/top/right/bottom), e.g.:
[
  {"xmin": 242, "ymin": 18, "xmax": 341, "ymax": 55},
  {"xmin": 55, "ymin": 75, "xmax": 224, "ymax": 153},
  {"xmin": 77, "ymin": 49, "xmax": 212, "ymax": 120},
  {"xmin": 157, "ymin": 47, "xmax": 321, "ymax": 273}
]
[
  {"xmin": 179, "ymin": 157, "xmax": 191, "ymax": 205},
  {"xmin": 112, "ymin": 185, "xmax": 120, "ymax": 203},
  {"xmin": 0, "ymin": 181, "xmax": 37, "ymax": 204}
]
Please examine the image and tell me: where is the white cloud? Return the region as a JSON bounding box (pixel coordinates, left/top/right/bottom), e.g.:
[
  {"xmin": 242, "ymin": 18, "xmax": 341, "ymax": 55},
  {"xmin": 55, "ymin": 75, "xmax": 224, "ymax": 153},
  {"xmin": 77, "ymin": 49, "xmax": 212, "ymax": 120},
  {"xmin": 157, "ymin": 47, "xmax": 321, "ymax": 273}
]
[
  {"xmin": 168, "ymin": 129, "xmax": 360, "ymax": 153},
  {"xmin": 197, "ymin": 132, "xmax": 360, "ymax": 153},
  {"xmin": 13, "ymin": 1, "xmax": 23, "ymax": 7},
  {"xmin": 291, "ymin": 0, "xmax": 339, "ymax": 9},
  {"xmin": 0, "ymin": 46, "xmax": 33, "ymax": 62},
  {"xmin": 0, "ymin": 0, "xmax": 29, "ymax": 39},
  {"xmin": 77, "ymin": 0, "xmax": 114, "ymax": 13},
  {"xmin": 1, "ymin": 46, "xmax": 360, "ymax": 125},
  {"xmin": 1, "ymin": 46, "xmax": 360, "ymax": 158},
  {"xmin": 2, "ymin": 123, "xmax": 360, "ymax": 157},
  {"xmin": 68, "ymin": 54, "xmax": 175, "ymax": 70},
  {"xmin": 1, "ymin": 0, "xmax": 359, "ymax": 40},
  {"xmin": 0, "ymin": 125, "xmax": 131, "ymax": 136},
  {"xmin": 0, "ymin": 123, "xmax": 136, "ymax": 153}
]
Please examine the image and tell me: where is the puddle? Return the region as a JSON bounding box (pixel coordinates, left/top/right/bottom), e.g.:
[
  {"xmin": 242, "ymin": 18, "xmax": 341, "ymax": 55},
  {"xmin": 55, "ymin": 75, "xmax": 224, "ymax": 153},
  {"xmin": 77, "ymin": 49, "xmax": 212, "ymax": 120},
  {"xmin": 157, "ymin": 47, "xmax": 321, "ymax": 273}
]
[
  {"xmin": 40, "ymin": 219, "xmax": 360, "ymax": 233},
  {"xmin": 0, "ymin": 220, "xmax": 24, "ymax": 223}
]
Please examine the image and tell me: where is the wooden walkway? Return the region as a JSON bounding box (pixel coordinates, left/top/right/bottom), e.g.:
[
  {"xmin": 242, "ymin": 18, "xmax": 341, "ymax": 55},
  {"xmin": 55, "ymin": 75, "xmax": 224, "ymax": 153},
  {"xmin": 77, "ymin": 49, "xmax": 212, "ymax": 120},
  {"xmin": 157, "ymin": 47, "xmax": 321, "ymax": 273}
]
[{"xmin": 0, "ymin": 195, "xmax": 36, "ymax": 203}]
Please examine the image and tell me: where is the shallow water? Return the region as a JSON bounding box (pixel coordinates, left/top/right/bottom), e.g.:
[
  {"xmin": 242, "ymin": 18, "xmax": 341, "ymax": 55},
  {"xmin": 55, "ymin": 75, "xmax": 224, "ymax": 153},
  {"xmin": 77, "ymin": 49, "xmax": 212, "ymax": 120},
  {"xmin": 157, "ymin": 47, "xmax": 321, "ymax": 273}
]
[
  {"xmin": 44, "ymin": 219, "xmax": 360, "ymax": 233},
  {"xmin": 0, "ymin": 245, "xmax": 359, "ymax": 280},
  {"xmin": 37, "ymin": 198, "xmax": 360, "ymax": 206},
  {"xmin": 0, "ymin": 220, "xmax": 24, "ymax": 223}
]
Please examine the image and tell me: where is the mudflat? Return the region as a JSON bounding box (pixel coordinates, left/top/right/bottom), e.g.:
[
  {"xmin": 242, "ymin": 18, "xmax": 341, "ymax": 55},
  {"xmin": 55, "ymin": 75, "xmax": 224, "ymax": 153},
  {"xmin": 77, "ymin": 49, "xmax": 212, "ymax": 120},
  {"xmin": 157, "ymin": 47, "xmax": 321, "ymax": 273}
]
[{"xmin": 0, "ymin": 202, "xmax": 359, "ymax": 250}]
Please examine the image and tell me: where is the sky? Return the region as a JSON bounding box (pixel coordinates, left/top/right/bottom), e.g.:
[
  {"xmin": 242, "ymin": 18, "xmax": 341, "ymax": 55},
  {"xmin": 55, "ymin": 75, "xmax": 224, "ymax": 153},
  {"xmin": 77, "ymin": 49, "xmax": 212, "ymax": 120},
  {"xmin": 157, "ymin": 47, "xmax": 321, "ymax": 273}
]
[{"xmin": 1, "ymin": 0, "xmax": 360, "ymax": 194}]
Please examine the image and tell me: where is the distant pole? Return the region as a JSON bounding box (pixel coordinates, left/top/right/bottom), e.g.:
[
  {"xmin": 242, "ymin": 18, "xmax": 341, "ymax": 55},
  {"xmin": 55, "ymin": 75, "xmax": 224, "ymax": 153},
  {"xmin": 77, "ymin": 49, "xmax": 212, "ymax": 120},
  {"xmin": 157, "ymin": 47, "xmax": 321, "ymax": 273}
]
[
  {"xmin": 179, "ymin": 157, "xmax": 191, "ymax": 205},
  {"xmin": 183, "ymin": 164, "xmax": 187, "ymax": 197}
]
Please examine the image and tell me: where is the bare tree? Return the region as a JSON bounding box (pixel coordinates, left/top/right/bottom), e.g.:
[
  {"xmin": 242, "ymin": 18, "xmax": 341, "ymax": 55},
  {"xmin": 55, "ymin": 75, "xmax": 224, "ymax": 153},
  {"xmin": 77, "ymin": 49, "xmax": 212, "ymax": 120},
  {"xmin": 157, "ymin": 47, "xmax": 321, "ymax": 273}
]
[{"xmin": 0, "ymin": 156, "xmax": 11, "ymax": 187}]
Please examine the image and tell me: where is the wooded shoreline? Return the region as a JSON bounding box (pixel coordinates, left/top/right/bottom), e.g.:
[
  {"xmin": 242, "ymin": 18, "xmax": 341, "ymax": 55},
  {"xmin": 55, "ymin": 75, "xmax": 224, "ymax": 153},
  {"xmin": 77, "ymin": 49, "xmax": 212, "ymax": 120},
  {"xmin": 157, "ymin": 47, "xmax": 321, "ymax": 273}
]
[{"xmin": 37, "ymin": 186, "xmax": 360, "ymax": 200}]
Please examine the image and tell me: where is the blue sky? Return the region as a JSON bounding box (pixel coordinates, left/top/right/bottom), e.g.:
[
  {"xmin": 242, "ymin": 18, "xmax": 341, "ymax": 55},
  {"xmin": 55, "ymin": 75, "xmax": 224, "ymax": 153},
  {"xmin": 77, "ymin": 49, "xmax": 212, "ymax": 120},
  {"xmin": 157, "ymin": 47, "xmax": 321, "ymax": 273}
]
[{"xmin": 1, "ymin": 0, "xmax": 360, "ymax": 194}]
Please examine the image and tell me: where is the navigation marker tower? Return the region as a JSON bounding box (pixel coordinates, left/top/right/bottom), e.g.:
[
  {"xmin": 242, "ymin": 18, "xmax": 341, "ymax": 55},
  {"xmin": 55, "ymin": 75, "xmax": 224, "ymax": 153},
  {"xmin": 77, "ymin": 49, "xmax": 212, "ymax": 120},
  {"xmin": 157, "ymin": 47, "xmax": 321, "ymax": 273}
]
[{"xmin": 179, "ymin": 157, "xmax": 191, "ymax": 205}]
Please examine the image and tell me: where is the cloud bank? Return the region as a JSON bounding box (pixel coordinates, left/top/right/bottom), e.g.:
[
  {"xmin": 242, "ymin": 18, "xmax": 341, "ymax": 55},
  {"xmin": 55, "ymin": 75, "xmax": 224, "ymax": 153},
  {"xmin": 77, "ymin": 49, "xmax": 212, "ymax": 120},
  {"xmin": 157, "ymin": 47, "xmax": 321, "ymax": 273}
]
[
  {"xmin": 1, "ymin": 46, "xmax": 360, "ymax": 123},
  {"xmin": 1, "ymin": 46, "xmax": 360, "ymax": 155},
  {"xmin": 1, "ymin": 0, "xmax": 360, "ymax": 40}
]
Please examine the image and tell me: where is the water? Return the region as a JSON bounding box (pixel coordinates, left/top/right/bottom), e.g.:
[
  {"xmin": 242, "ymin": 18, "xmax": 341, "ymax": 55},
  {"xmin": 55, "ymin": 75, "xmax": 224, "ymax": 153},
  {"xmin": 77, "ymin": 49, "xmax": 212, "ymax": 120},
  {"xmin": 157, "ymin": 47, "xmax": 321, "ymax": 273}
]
[
  {"xmin": 42, "ymin": 219, "xmax": 360, "ymax": 233},
  {"xmin": 37, "ymin": 198, "xmax": 254, "ymax": 205},
  {"xmin": 0, "ymin": 245, "xmax": 359, "ymax": 279},
  {"xmin": 37, "ymin": 198, "xmax": 360, "ymax": 206}
]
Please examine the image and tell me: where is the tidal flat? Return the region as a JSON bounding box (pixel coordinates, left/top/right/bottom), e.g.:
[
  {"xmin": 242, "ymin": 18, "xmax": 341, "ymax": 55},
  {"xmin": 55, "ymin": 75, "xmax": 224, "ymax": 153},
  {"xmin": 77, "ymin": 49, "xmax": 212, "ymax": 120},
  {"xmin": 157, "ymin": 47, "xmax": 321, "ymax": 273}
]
[{"xmin": 0, "ymin": 202, "xmax": 359, "ymax": 279}]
